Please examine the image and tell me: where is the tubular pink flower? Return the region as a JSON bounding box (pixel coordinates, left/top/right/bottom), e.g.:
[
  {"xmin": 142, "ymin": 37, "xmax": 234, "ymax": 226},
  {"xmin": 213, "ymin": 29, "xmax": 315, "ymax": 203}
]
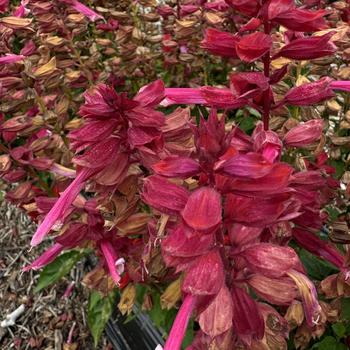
[
  {"xmin": 50, "ymin": 163, "xmax": 76, "ymax": 179},
  {"xmin": 0, "ymin": 54, "xmax": 25, "ymax": 65},
  {"xmin": 13, "ymin": 0, "xmax": 29, "ymax": 17},
  {"xmin": 287, "ymin": 270, "xmax": 322, "ymax": 327},
  {"xmin": 330, "ymin": 80, "xmax": 350, "ymax": 93},
  {"xmin": 164, "ymin": 294, "xmax": 195, "ymax": 350},
  {"xmin": 162, "ymin": 88, "xmax": 205, "ymax": 106},
  {"xmin": 22, "ymin": 243, "xmax": 64, "ymax": 271},
  {"xmin": 71, "ymin": 0, "xmax": 103, "ymax": 22},
  {"xmin": 100, "ymin": 240, "xmax": 121, "ymax": 285},
  {"xmin": 30, "ymin": 168, "xmax": 95, "ymax": 247}
]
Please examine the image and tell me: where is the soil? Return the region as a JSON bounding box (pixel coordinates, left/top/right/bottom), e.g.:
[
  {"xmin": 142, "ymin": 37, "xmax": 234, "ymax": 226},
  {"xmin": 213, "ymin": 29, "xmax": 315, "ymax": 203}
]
[{"xmin": 0, "ymin": 199, "xmax": 111, "ymax": 350}]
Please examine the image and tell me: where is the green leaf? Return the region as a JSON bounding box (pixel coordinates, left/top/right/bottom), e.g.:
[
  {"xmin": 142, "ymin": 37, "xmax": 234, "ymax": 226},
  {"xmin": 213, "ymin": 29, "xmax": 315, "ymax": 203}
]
[
  {"xmin": 299, "ymin": 249, "xmax": 338, "ymax": 280},
  {"xmin": 88, "ymin": 290, "xmax": 116, "ymax": 347},
  {"xmin": 182, "ymin": 318, "xmax": 194, "ymax": 349},
  {"xmin": 239, "ymin": 115, "xmax": 256, "ymax": 134},
  {"xmin": 332, "ymin": 322, "xmax": 346, "ymax": 339},
  {"xmin": 34, "ymin": 250, "xmax": 83, "ymax": 292},
  {"xmin": 312, "ymin": 336, "xmax": 347, "ymax": 350},
  {"xmin": 341, "ymin": 298, "xmax": 350, "ymax": 321},
  {"xmin": 329, "ymin": 159, "xmax": 345, "ymax": 179}
]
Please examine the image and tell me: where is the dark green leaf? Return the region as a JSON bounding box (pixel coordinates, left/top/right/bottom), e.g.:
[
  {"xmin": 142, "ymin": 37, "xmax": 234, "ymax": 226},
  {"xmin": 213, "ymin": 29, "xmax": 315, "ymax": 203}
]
[
  {"xmin": 34, "ymin": 250, "xmax": 83, "ymax": 292},
  {"xmin": 341, "ymin": 298, "xmax": 350, "ymax": 321},
  {"xmin": 332, "ymin": 322, "xmax": 346, "ymax": 339},
  {"xmin": 299, "ymin": 249, "xmax": 338, "ymax": 280},
  {"xmin": 182, "ymin": 318, "xmax": 194, "ymax": 349},
  {"xmin": 88, "ymin": 290, "xmax": 116, "ymax": 347},
  {"xmin": 312, "ymin": 336, "xmax": 347, "ymax": 350}
]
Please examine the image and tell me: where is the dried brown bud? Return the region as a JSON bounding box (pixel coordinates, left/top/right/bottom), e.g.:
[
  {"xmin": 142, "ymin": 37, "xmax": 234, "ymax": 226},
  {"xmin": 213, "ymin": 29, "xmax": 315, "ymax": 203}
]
[
  {"xmin": 118, "ymin": 284, "xmax": 136, "ymax": 316},
  {"xmin": 160, "ymin": 277, "xmax": 182, "ymax": 310},
  {"xmin": 284, "ymin": 302, "xmax": 304, "ymax": 329}
]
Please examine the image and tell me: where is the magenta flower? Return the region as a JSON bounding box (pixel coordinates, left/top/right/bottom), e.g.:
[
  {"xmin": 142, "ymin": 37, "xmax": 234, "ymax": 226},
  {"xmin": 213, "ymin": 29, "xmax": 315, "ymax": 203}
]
[
  {"xmin": 30, "ymin": 168, "xmax": 95, "ymax": 246},
  {"xmin": 0, "ymin": 0, "xmax": 9, "ymax": 13},
  {"xmin": 330, "ymin": 80, "xmax": 350, "ymax": 92},
  {"xmin": 287, "ymin": 270, "xmax": 322, "ymax": 327},
  {"xmin": 23, "ymin": 243, "xmax": 64, "ymax": 271},
  {"xmin": 162, "ymin": 294, "xmax": 196, "ymax": 350},
  {"xmin": 99, "ymin": 240, "xmax": 122, "ymax": 285},
  {"xmin": 59, "ymin": 0, "xmax": 104, "ymax": 22},
  {"xmin": 31, "ymin": 81, "xmax": 165, "ymax": 246},
  {"xmin": 0, "ymin": 54, "xmax": 25, "ymax": 65}
]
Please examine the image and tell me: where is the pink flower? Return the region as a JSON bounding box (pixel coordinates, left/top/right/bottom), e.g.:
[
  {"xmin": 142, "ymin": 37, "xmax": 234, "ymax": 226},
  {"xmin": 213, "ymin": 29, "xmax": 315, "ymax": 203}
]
[
  {"xmin": 13, "ymin": 0, "xmax": 30, "ymax": 17},
  {"xmin": 163, "ymin": 294, "xmax": 196, "ymax": 350},
  {"xmin": 330, "ymin": 80, "xmax": 350, "ymax": 92},
  {"xmin": 99, "ymin": 240, "xmax": 122, "ymax": 285},
  {"xmin": 287, "ymin": 270, "xmax": 322, "ymax": 327},
  {"xmin": 60, "ymin": 0, "xmax": 104, "ymax": 22},
  {"xmin": 0, "ymin": 54, "xmax": 25, "ymax": 65},
  {"xmin": 23, "ymin": 243, "xmax": 64, "ymax": 271},
  {"xmin": 0, "ymin": 0, "xmax": 9, "ymax": 13},
  {"xmin": 30, "ymin": 168, "xmax": 95, "ymax": 246}
]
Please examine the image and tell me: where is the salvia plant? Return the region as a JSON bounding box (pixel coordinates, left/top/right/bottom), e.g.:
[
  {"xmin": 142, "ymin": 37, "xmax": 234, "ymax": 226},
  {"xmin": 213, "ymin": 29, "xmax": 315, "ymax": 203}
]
[{"xmin": 1, "ymin": 0, "xmax": 350, "ymax": 349}]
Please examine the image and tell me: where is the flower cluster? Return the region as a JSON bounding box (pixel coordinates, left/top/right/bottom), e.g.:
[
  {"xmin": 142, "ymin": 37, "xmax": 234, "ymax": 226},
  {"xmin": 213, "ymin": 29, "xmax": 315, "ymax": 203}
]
[{"xmin": 1, "ymin": 0, "xmax": 350, "ymax": 349}]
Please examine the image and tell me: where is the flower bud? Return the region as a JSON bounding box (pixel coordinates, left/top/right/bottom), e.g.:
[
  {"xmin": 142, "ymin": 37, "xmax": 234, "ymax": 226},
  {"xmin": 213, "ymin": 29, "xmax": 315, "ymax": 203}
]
[
  {"xmin": 284, "ymin": 119, "xmax": 324, "ymax": 147},
  {"xmin": 118, "ymin": 284, "xmax": 136, "ymax": 316},
  {"xmin": 161, "ymin": 277, "xmax": 182, "ymax": 310}
]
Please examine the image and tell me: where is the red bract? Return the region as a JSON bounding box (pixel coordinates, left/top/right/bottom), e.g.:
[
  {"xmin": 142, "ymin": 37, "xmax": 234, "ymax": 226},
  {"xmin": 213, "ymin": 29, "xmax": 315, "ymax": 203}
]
[
  {"xmin": 181, "ymin": 187, "xmax": 222, "ymax": 232},
  {"xmin": 182, "ymin": 250, "xmax": 224, "ymax": 296},
  {"xmin": 225, "ymin": 0, "xmax": 260, "ymax": 16},
  {"xmin": 238, "ymin": 243, "xmax": 302, "ymax": 278},
  {"xmin": 283, "ymin": 78, "xmax": 334, "ymax": 106},
  {"xmin": 284, "ymin": 119, "xmax": 324, "ymax": 147},
  {"xmin": 4, "ymin": 0, "xmax": 347, "ymax": 347},
  {"xmin": 274, "ymin": 32, "xmax": 336, "ymax": 60},
  {"xmin": 201, "ymin": 28, "xmax": 238, "ymax": 58},
  {"xmin": 235, "ymin": 32, "xmax": 272, "ymax": 62},
  {"xmin": 142, "ymin": 175, "xmax": 189, "ymax": 215},
  {"xmin": 231, "ymin": 287, "xmax": 264, "ymax": 341},
  {"xmin": 274, "ymin": 8, "xmax": 328, "ymax": 32}
]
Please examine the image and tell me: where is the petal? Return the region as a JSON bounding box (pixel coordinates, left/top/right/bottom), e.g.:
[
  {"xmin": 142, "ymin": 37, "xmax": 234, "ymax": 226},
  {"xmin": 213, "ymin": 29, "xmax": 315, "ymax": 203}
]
[
  {"xmin": 23, "ymin": 243, "xmax": 64, "ymax": 271},
  {"xmin": 248, "ymin": 275, "xmax": 297, "ymax": 305},
  {"xmin": 73, "ymin": 137, "xmax": 120, "ymax": 168},
  {"xmin": 181, "ymin": 187, "xmax": 222, "ymax": 231},
  {"xmin": 231, "ymin": 286, "xmax": 264, "ymax": 340},
  {"xmin": 284, "ymin": 119, "xmax": 324, "ymax": 147},
  {"xmin": 182, "ymin": 250, "xmax": 224, "ymax": 296},
  {"xmin": 162, "ymin": 224, "xmax": 215, "ymax": 258},
  {"xmin": 236, "ymin": 32, "xmax": 272, "ymax": 63},
  {"xmin": 153, "ymin": 156, "xmax": 200, "ymax": 178},
  {"xmin": 142, "ymin": 175, "xmax": 189, "ymax": 215},
  {"xmin": 134, "ymin": 79, "xmax": 165, "ymax": 107},
  {"xmin": 292, "ymin": 228, "xmax": 344, "ymax": 269},
  {"xmin": 199, "ymin": 285, "xmax": 233, "ymax": 338},
  {"xmin": 100, "ymin": 240, "xmax": 121, "ymax": 285},
  {"xmin": 240, "ymin": 243, "xmax": 302, "ymax": 278},
  {"xmin": 215, "ymin": 152, "xmax": 274, "ymax": 179},
  {"xmin": 287, "ymin": 270, "xmax": 322, "ymax": 327},
  {"xmin": 30, "ymin": 168, "xmax": 94, "ymax": 246}
]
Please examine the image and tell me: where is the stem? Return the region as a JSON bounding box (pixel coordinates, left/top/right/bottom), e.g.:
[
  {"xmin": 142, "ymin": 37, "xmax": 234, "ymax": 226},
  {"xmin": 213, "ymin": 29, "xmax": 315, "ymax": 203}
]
[
  {"xmin": 176, "ymin": 0, "xmax": 181, "ymax": 19},
  {"xmin": 262, "ymin": 20, "xmax": 271, "ymax": 131}
]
